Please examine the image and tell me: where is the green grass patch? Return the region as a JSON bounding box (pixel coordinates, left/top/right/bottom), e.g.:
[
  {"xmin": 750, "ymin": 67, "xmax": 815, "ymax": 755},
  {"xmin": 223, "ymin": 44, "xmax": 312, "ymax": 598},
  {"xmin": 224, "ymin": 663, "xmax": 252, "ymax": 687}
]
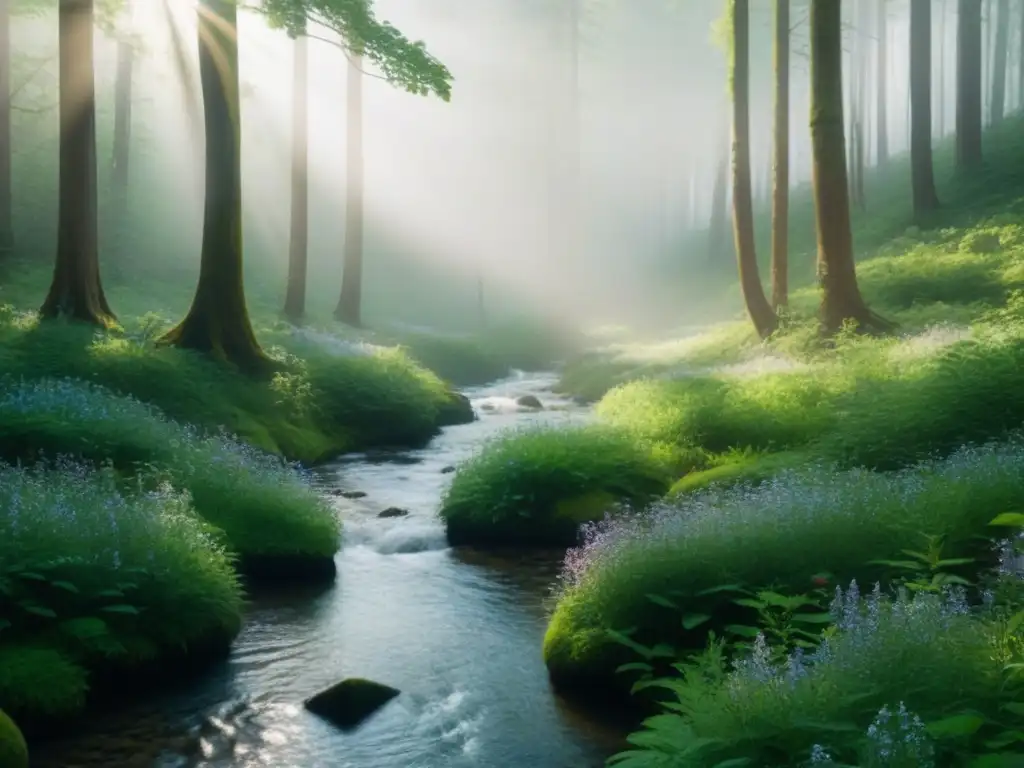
[
  {"xmin": 667, "ymin": 450, "xmax": 806, "ymax": 496},
  {"xmin": 543, "ymin": 439, "xmax": 1023, "ymax": 695},
  {"xmin": 0, "ymin": 307, "xmax": 468, "ymax": 463},
  {"xmin": 0, "ymin": 461, "xmax": 243, "ymax": 724},
  {"xmin": 0, "ymin": 377, "xmax": 341, "ymax": 561},
  {"xmin": 439, "ymin": 425, "xmax": 673, "ymax": 547}
]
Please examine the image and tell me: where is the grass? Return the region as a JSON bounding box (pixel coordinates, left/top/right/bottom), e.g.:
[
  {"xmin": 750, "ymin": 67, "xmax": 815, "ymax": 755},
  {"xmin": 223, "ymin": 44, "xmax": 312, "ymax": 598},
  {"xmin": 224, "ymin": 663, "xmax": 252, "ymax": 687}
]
[
  {"xmin": 542, "ymin": 439, "xmax": 1024, "ymax": 697},
  {"xmin": 0, "ymin": 460, "xmax": 244, "ymax": 726},
  {"xmin": 0, "ymin": 377, "xmax": 341, "ymax": 561},
  {"xmin": 439, "ymin": 425, "xmax": 674, "ymax": 547},
  {"xmin": 608, "ymin": 587, "xmax": 1021, "ymax": 767}
]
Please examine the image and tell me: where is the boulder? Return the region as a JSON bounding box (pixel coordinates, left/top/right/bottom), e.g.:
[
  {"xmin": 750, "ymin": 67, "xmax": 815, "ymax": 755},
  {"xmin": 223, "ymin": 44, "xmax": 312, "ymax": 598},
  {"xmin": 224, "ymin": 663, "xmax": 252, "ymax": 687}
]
[
  {"xmin": 436, "ymin": 390, "xmax": 476, "ymax": 426},
  {"xmin": 378, "ymin": 507, "xmax": 409, "ymax": 519},
  {"xmin": 441, "ymin": 465, "xmax": 456, "ymax": 474},
  {"xmin": 0, "ymin": 709, "xmax": 28, "ymax": 768},
  {"xmin": 515, "ymin": 395, "xmax": 543, "ymax": 410},
  {"xmin": 340, "ymin": 491, "xmax": 367, "ymax": 499},
  {"xmin": 305, "ymin": 678, "xmax": 401, "ymax": 730}
]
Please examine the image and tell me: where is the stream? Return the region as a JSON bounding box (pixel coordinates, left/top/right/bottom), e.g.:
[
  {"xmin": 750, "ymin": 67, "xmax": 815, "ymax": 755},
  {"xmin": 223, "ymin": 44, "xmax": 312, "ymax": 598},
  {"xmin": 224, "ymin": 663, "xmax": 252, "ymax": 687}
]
[{"xmin": 34, "ymin": 372, "xmax": 626, "ymax": 768}]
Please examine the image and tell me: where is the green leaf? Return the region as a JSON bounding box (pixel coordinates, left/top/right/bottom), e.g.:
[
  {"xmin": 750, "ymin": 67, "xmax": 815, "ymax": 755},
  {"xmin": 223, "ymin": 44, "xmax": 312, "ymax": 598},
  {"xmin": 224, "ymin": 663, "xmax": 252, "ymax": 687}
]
[
  {"xmin": 1006, "ymin": 610, "xmax": 1024, "ymax": 634},
  {"xmin": 50, "ymin": 580, "xmax": 80, "ymax": 594},
  {"xmin": 681, "ymin": 613, "xmax": 711, "ymax": 630},
  {"xmin": 925, "ymin": 713, "xmax": 985, "ymax": 739},
  {"xmin": 649, "ymin": 644, "xmax": 676, "ymax": 659},
  {"xmin": 21, "ymin": 603, "xmax": 57, "ymax": 619},
  {"xmin": 615, "ymin": 662, "xmax": 654, "ymax": 674},
  {"xmin": 982, "ymin": 731, "xmax": 1024, "ymax": 749},
  {"xmin": 732, "ymin": 598, "xmax": 764, "ymax": 610},
  {"xmin": 95, "ymin": 589, "xmax": 125, "ymax": 599},
  {"xmin": 935, "ymin": 558, "xmax": 976, "ymax": 567},
  {"xmin": 645, "ymin": 594, "xmax": 679, "ymax": 610},
  {"xmin": 868, "ymin": 559, "xmax": 922, "ymax": 570},
  {"xmin": 101, "ymin": 604, "xmax": 140, "ymax": 615},
  {"xmin": 792, "ymin": 612, "xmax": 835, "ymax": 624},
  {"xmin": 16, "ymin": 571, "xmax": 47, "ymax": 582},
  {"xmin": 1000, "ymin": 702, "xmax": 1024, "ymax": 717},
  {"xmin": 990, "ymin": 513, "xmax": 1024, "ymax": 527},
  {"xmin": 724, "ymin": 624, "xmax": 761, "ymax": 638},
  {"xmin": 696, "ymin": 583, "xmax": 746, "ymax": 596},
  {"xmin": 712, "ymin": 759, "xmax": 753, "ymax": 767},
  {"xmin": 969, "ymin": 755, "xmax": 1024, "ymax": 768}
]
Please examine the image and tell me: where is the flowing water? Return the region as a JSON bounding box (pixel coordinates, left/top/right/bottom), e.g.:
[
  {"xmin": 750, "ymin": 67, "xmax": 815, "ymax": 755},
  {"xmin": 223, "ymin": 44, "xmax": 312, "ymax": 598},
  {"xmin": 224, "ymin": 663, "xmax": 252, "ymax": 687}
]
[{"xmin": 35, "ymin": 372, "xmax": 626, "ymax": 768}]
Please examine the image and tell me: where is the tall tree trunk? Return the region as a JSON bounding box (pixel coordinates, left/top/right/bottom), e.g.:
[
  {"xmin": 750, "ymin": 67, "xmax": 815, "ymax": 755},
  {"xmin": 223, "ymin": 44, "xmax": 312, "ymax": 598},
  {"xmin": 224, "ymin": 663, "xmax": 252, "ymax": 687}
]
[
  {"xmin": 1019, "ymin": 0, "xmax": 1024, "ymax": 111},
  {"xmin": 283, "ymin": 33, "xmax": 308, "ymax": 323},
  {"xmin": 731, "ymin": 0, "xmax": 777, "ymax": 340},
  {"xmin": 41, "ymin": 0, "xmax": 115, "ymax": 326},
  {"xmin": 810, "ymin": 0, "xmax": 880, "ymax": 333},
  {"xmin": 0, "ymin": 0, "xmax": 11, "ymax": 264},
  {"xmin": 160, "ymin": 0, "xmax": 267, "ymax": 372},
  {"xmin": 910, "ymin": 0, "xmax": 940, "ymax": 216},
  {"xmin": 939, "ymin": 0, "xmax": 947, "ymax": 137},
  {"xmin": 876, "ymin": 0, "xmax": 888, "ymax": 164},
  {"xmin": 957, "ymin": 0, "xmax": 984, "ymax": 168},
  {"xmin": 771, "ymin": 0, "xmax": 789, "ymax": 310},
  {"xmin": 110, "ymin": 6, "xmax": 134, "ymax": 279},
  {"xmin": 708, "ymin": 130, "xmax": 730, "ymax": 261},
  {"xmin": 854, "ymin": 0, "xmax": 867, "ymax": 209},
  {"xmin": 335, "ymin": 51, "xmax": 364, "ymax": 326},
  {"xmin": 991, "ymin": 0, "xmax": 1010, "ymax": 122}
]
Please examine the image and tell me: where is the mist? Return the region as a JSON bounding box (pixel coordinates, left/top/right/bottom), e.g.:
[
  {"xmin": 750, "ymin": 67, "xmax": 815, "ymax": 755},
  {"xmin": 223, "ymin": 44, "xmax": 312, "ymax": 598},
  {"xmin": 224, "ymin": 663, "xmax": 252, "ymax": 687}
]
[{"xmin": 6, "ymin": 0, "xmax": 1002, "ymax": 333}]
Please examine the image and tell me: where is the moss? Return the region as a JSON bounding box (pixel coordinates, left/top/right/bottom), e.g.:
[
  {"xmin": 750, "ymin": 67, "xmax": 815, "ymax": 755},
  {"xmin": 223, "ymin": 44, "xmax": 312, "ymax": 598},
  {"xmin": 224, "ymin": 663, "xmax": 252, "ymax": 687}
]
[
  {"xmin": 0, "ymin": 646, "xmax": 89, "ymax": 724},
  {"xmin": 0, "ymin": 710, "xmax": 28, "ymax": 768}
]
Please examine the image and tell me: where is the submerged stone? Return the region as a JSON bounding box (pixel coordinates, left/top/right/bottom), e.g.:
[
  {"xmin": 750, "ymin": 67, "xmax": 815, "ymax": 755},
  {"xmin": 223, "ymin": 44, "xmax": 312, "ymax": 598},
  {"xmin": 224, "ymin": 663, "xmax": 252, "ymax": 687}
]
[
  {"xmin": 0, "ymin": 709, "xmax": 29, "ymax": 768},
  {"xmin": 339, "ymin": 490, "xmax": 367, "ymax": 499},
  {"xmin": 441, "ymin": 465, "xmax": 456, "ymax": 474},
  {"xmin": 515, "ymin": 395, "xmax": 543, "ymax": 409},
  {"xmin": 304, "ymin": 678, "xmax": 401, "ymax": 730},
  {"xmin": 378, "ymin": 507, "xmax": 409, "ymax": 518}
]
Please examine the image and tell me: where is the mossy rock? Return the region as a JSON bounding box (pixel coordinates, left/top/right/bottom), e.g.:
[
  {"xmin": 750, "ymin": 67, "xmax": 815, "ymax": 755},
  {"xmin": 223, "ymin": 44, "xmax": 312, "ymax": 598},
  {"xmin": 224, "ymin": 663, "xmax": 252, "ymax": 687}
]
[
  {"xmin": 0, "ymin": 710, "xmax": 28, "ymax": 768},
  {"xmin": 304, "ymin": 678, "xmax": 401, "ymax": 730}
]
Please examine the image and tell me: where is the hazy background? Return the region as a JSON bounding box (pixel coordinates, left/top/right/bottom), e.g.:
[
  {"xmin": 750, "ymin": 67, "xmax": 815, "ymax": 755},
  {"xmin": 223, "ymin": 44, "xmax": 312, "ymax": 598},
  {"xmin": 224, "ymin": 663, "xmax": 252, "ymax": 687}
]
[{"xmin": 6, "ymin": 0, "xmax": 969, "ymax": 332}]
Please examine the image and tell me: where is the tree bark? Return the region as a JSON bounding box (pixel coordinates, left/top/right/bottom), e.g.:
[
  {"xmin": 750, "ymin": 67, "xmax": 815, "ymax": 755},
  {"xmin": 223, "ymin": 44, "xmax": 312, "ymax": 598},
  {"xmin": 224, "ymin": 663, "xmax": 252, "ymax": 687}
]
[
  {"xmin": 956, "ymin": 0, "xmax": 984, "ymax": 168},
  {"xmin": 910, "ymin": 0, "xmax": 940, "ymax": 217},
  {"xmin": 335, "ymin": 51, "xmax": 364, "ymax": 326},
  {"xmin": 110, "ymin": 7, "xmax": 134, "ymax": 279},
  {"xmin": 771, "ymin": 0, "xmax": 789, "ymax": 310},
  {"xmin": 41, "ymin": 0, "xmax": 115, "ymax": 326},
  {"xmin": 876, "ymin": 0, "xmax": 888, "ymax": 164},
  {"xmin": 991, "ymin": 0, "xmax": 1010, "ymax": 122},
  {"xmin": 283, "ymin": 33, "xmax": 308, "ymax": 323},
  {"xmin": 810, "ymin": 0, "xmax": 880, "ymax": 333},
  {"xmin": 0, "ymin": 0, "xmax": 11, "ymax": 265},
  {"xmin": 159, "ymin": 0, "xmax": 268, "ymax": 372},
  {"xmin": 731, "ymin": 0, "xmax": 777, "ymax": 340}
]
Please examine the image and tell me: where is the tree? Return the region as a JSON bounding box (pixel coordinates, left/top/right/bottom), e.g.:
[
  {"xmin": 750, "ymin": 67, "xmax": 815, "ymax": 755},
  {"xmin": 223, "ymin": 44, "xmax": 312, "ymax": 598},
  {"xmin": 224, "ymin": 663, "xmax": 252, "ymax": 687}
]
[
  {"xmin": 109, "ymin": 0, "xmax": 135, "ymax": 277},
  {"xmin": 40, "ymin": 0, "xmax": 115, "ymax": 326},
  {"xmin": 730, "ymin": 0, "xmax": 777, "ymax": 339},
  {"xmin": 991, "ymin": 0, "xmax": 1010, "ymax": 122},
  {"xmin": 1019, "ymin": 0, "xmax": 1024, "ymax": 110},
  {"xmin": 283, "ymin": 31, "xmax": 309, "ymax": 323},
  {"xmin": 910, "ymin": 0, "xmax": 939, "ymax": 216},
  {"xmin": 335, "ymin": 50, "xmax": 364, "ymax": 326},
  {"xmin": 956, "ymin": 0, "xmax": 983, "ymax": 168},
  {"xmin": 876, "ymin": 0, "xmax": 888, "ymax": 164},
  {"xmin": 708, "ymin": 135, "xmax": 730, "ymax": 261},
  {"xmin": 0, "ymin": 0, "xmax": 10, "ymax": 265},
  {"xmin": 938, "ymin": 0, "xmax": 948, "ymax": 137},
  {"xmin": 810, "ymin": 0, "xmax": 881, "ymax": 333},
  {"xmin": 770, "ymin": 0, "xmax": 790, "ymax": 309}
]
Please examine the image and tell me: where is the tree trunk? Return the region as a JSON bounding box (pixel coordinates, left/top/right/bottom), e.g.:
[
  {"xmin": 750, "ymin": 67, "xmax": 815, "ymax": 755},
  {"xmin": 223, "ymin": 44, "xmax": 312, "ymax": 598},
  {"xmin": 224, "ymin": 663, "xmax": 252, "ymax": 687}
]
[
  {"xmin": 708, "ymin": 134, "xmax": 730, "ymax": 261},
  {"xmin": 854, "ymin": 0, "xmax": 867, "ymax": 209},
  {"xmin": 771, "ymin": 0, "xmax": 790, "ymax": 310},
  {"xmin": 957, "ymin": 0, "xmax": 984, "ymax": 168},
  {"xmin": 731, "ymin": 0, "xmax": 777, "ymax": 340},
  {"xmin": 41, "ymin": 0, "xmax": 115, "ymax": 326},
  {"xmin": 991, "ymin": 0, "xmax": 1010, "ymax": 122},
  {"xmin": 0, "ymin": 0, "xmax": 11, "ymax": 264},
  {"xmin": 335, "ymin": 51, "xmax": 364, "ymax": 326},
  {"xmin": 910, "ymin": 0, "xmax": 940, "ymax": 217},
  {"xmin": 1019, "ymin": 0, "xmax": 1024, "ymax": 111},
  {"xmin": 159, "ymin": 0, "xmax": 267, "ymax": 372},
  {"xmin": 939, "ymin": 0, "xmax": 947, "ymax": 137},
  {"xmin": 810, "ymin": 0, "xmax": 880, "ymax": 333},
  {"xmin": 876, "ymin": 0, "xmax": 888, "ymax": 164},
  {"xmin": 283, "ymin": 33, "xmax": 308, "ymax": 323},
  {"xmin": 110, "ymin": 7, "xmax": 134, "ymax": 279}
]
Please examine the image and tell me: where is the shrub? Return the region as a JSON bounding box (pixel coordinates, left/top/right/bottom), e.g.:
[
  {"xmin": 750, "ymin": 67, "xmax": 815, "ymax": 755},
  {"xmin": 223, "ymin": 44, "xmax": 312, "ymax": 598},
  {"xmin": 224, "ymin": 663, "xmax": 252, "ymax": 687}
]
[
  {"xmin": 0, "ymin": 461, "xmax": 243, "ymax": 721},
  {"xmin": 394, "ymin": 332, "xmax": 510, "ymax": 386},
  {"xmin": 0, "ymin": 377, "xmax": 341, "ymax": 560},
  {"xmin": 0, "ymin": 708, "xmax": 29, "ymax": 768},
  {"xmin": 440, "ymin": 425, "xmax": 672, "ymax": 547},
  {"xmin": 543, "ymin": 440, "xmax": 1024, "ymax": 695},
  {"xmin": 609, "ymin": 588, "xmax": 1005, "ymax": 768}
]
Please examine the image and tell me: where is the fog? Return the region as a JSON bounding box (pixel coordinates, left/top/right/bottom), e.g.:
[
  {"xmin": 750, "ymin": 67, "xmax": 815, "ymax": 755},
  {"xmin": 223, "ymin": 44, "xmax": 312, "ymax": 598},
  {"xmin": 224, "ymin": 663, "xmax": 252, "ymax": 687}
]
[{"xmin": 8, "ymin": 0, "xmax": 1012, "ymax": 331}]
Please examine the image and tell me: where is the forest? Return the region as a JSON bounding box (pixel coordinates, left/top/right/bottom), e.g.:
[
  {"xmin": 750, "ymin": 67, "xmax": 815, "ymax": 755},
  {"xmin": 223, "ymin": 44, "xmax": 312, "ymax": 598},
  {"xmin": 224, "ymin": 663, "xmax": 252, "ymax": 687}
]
[{"xmin": 2, "ymin": 0, "xmax": 1024, "ymax": 766}]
